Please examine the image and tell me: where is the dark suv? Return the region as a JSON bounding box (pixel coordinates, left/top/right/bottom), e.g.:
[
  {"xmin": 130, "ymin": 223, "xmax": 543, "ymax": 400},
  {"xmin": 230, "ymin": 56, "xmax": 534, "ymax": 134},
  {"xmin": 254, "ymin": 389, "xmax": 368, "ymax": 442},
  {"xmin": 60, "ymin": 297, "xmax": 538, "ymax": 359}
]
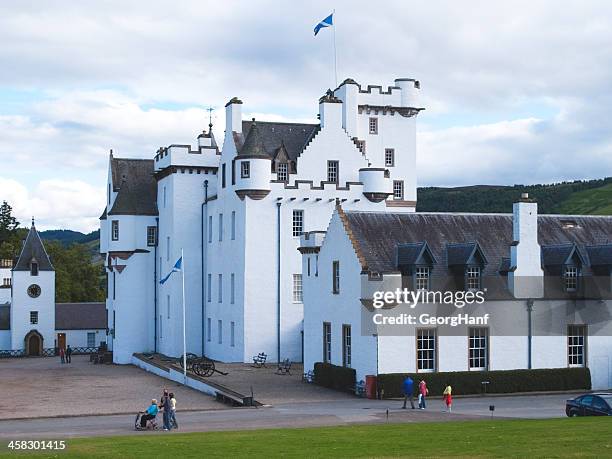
[{"xmin": 566, "ymin": 393, "xmax": 612, "ymax": 417}]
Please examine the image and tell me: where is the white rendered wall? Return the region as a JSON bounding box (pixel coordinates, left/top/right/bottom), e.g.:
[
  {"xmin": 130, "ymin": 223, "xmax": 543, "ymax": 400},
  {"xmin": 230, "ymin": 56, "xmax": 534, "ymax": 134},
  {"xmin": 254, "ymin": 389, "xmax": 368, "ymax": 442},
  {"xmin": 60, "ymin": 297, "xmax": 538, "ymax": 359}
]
[
  {"xmin": 0, "ymin": 330, "xmax": 10, "ymax": 349},
  {"xmin": 56, "ymin": 329, "xmax": 107, "ymax": 348},
  {"xmin": 302, "ymin": 210, "xmax": 378, "ymax": 382},
  {"xmin": 10, "ymin": 270, "xmax": 55, "ymax": 350}
]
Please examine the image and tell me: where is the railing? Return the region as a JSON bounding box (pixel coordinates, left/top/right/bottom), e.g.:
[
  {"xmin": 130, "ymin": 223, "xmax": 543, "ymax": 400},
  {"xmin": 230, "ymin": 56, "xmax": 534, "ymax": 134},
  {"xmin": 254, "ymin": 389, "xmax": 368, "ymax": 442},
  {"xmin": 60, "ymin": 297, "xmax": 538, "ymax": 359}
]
[{"xmin": 0, "ymin": 347, "xmax": 99, "ymax": 358}]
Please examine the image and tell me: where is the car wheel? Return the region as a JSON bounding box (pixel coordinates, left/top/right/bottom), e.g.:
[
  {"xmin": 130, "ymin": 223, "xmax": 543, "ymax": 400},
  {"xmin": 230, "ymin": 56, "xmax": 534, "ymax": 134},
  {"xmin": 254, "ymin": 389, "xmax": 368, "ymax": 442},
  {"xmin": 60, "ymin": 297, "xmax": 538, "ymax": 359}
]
[{"xmin": 569, "ymin": 410, "xmax": 579, "ymax": 417}]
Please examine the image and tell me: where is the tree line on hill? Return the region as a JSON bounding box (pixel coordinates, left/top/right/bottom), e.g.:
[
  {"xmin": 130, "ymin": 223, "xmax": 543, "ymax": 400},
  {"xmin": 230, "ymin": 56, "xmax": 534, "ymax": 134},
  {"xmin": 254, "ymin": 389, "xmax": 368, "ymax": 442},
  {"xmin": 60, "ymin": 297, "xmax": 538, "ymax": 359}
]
[
  {"xmin": 416, "ymin": 177, "xmax": 612, "ymax": 213},
  {"xmin": 0, "ymin": 201, "xmax": 105, "ymax": 303}
]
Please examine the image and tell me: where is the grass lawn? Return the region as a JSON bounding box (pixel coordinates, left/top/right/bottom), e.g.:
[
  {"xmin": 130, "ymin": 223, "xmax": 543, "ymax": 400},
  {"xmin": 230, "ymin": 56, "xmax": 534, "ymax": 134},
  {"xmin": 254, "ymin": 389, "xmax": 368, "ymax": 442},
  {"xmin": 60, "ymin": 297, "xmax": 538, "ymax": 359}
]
[{"xmin": 4, "ymin": 418, "xmax": 611, "ymax": 458}]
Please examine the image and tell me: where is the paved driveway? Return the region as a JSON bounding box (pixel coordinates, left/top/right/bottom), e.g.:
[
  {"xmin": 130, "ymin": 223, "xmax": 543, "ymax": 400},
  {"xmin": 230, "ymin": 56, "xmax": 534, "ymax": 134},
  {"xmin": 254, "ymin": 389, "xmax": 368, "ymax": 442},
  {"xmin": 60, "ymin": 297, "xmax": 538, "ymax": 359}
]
[{"xmin": 0, "ymin": 355, "xmax": 224, "ymax": 420}]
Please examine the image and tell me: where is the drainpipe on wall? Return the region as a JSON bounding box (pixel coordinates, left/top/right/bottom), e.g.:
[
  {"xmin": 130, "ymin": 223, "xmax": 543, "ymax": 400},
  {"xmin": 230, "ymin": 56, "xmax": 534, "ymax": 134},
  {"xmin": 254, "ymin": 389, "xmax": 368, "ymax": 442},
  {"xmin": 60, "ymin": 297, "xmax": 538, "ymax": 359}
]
[
  {"xmin": 527, "ymin": 299, "xmax": 534, "ymax": 369},
  {"xmin": 201, "ymin": 180, "xmax": 209, "ymax": 357},
  {"xmin": 276, "ymin": 201, "xmax": 282, "ymax": 364},
  {"xmin": 154, "ymin": 217, "xmax": 159, "ymax": 353}
]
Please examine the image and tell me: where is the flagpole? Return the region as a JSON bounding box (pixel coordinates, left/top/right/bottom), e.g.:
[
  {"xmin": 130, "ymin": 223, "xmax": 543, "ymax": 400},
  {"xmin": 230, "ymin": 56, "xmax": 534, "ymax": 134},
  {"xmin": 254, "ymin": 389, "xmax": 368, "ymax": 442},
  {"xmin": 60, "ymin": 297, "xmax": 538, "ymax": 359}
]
[
  {"xmin": 181, "ymin": 248, "xmax": 187, "ymax": 382},
  {"xmin": 332, "ymin": 8, "xmax": 338, "ymax": 88}
]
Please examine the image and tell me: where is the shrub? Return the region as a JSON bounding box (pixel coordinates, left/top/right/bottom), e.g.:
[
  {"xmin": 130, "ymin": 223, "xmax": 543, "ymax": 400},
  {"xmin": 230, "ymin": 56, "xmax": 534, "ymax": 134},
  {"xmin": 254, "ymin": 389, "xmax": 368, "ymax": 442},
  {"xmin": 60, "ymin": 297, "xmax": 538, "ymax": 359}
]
[
  {"xmin": 314, "ymin": 362, "xmax": 356, "ymax": 393},
  {"xmin": 377, "ymin": 367, "xmax": 591, "ymax": 398}
]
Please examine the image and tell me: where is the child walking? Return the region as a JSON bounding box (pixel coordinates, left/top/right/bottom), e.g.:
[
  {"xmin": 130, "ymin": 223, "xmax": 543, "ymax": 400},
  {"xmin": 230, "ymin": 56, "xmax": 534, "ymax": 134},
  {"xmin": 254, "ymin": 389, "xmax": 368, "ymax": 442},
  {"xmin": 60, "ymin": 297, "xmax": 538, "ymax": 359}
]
[
  {"xmin": 443, "ymin": 384, "xmax": 452, "ymax": 412},
  {"xmin": 169, "ymin": 392, "xmax": 178, "ymax": 429}
]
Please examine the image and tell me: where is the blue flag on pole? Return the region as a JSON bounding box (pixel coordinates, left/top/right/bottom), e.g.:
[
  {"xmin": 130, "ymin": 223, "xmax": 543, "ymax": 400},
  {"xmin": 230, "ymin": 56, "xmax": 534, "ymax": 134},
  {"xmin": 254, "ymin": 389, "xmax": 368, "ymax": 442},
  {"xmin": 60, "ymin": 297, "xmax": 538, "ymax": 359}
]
[
  {"xmin": 160, "ymin": 256, "xmax": 182, "ymax": 284},
  {"xmin": 314, "ymin": 13, "xmax": 333, "ymax": 36}
]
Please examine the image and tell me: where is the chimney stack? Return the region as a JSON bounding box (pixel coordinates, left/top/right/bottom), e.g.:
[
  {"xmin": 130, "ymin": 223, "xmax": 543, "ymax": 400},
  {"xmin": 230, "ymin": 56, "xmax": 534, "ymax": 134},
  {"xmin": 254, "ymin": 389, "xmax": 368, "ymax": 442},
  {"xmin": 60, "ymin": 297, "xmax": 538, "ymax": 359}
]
[
  {"xmin": 225, "ymin": 97, "xmax": 243, "ymax": 135},
  {"xmin": 509, "ymin": 193, "xmax": 544, "ymax": 298}
]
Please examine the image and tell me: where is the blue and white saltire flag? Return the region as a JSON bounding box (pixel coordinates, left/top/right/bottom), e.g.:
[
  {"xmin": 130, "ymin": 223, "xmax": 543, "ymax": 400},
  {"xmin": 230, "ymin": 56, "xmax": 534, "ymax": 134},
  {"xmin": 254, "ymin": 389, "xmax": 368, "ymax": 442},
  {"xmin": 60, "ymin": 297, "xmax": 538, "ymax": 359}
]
[
  {"xmin": 314, "ymin": 13, "xmax": 333, "ymax": 36},
  {"xmin": 160, "ymin": 256, "xmax": 182, "ymax": 284}
]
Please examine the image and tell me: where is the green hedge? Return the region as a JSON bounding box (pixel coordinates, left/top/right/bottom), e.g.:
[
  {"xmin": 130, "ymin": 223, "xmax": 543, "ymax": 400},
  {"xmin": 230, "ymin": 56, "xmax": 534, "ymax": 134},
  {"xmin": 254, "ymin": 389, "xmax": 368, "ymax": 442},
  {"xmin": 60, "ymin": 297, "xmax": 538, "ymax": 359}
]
[
  {"xmin": 314, "ymin": 362, "xmax": 356, "ymax": 393},
  {"xmin": 377, "ymin": 367, "xmax": 591, "ymax": 398}
]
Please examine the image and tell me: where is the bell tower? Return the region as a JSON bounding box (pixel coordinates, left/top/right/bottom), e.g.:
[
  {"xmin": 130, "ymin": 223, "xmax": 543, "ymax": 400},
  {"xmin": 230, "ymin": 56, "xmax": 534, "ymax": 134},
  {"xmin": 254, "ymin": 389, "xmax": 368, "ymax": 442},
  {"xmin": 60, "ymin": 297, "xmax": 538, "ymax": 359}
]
[{"xmin": 10, "ymin": 218, "xmax": 56, "ymax": 354}]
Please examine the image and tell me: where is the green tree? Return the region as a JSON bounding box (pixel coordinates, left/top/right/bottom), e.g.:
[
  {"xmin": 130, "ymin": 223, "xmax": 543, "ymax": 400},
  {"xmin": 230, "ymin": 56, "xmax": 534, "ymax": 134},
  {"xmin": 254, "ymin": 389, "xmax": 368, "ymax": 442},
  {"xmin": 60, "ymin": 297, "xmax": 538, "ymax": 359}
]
[
  {"xmin": 0, "ymin": 201, "xmax": 21, "ymax": 259},
  {"xmin": 46, "ymin": 241, "xmax": 105, "ymax": 303}
]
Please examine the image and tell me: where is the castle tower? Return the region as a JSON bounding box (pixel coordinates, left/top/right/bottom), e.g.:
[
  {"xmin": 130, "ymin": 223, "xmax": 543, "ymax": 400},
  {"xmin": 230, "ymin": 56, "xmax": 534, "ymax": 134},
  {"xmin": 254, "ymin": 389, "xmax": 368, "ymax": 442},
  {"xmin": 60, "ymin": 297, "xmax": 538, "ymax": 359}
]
[{"xmin": 11, "ymin": 219, "xmax": 56, "ymax": 354}]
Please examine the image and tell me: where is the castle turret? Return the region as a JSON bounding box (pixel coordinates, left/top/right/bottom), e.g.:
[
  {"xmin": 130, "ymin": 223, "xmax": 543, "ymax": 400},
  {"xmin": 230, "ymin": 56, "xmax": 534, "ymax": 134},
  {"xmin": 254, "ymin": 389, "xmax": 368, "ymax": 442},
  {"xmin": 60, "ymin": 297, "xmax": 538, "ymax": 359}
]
[
  {"xmin": 359, "ymin": 167, "xmax": 392, "ymax": 202},
  {"xmin": 234, "ymin": 122, "xmax": 271, "ymax": 200},
  {"xmin": 394, "ymin": 78, "xmax": 420, "ymax": 107}
]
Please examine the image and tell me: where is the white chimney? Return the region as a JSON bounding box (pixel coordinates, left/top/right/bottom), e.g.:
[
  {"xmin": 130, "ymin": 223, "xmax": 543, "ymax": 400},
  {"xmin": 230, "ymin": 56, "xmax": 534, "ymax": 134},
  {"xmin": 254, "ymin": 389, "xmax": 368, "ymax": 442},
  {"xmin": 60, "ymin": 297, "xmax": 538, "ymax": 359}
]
[
  {"xmin": 509, "ymin": 193, "xmax": 544, "ymax": 298},
  {"xmin": 319, "ymin": 90, "xmax": 342, "ymax": 129},
  {"xmin": 225, "ymin": 97, "xmax": 242, "ymax": 134}
]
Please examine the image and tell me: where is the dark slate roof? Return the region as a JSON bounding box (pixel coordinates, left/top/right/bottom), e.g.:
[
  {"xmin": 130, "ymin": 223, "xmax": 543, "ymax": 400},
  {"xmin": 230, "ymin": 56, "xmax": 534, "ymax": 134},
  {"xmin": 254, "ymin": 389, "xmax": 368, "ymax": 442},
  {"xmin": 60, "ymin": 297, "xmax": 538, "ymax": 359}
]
[
  {"xmin": 541, "ymin": 244, "xmax": 578, "ymax": 267},
  {"xmin": 108, "ymin": 157, "xmax": 158, "ymax": 216},
  {"xmin": 586, "ymin": 244, "xmax": 612, "ymax": 267},
  {"xmin": 236, "ymin": 122, "xmax": 269, "ymax": 158},
  {"xmin": 0, "ymin": 305, "xmax": 9, "ymax": 330},
  {"xmin": 240, "ymin": 120, "xmax": 320, "ymax": 161},
  {"xmin": 14, "ymin": 224, "xmax": 54, "ymax": 271},
  {"xmin": 396, "ymin": 242, "xmax": 426, "ymax": 266},
  {"xmin": 446, "ymin": 242, "xmax": 487, "ymax": 266},
  {"xmin": 342, "ymin": 211, "xmax": 612, "ymax": 276},
  {"xmin": 55, "ymin": 303, "xmax": 107, "ymax": 330}
]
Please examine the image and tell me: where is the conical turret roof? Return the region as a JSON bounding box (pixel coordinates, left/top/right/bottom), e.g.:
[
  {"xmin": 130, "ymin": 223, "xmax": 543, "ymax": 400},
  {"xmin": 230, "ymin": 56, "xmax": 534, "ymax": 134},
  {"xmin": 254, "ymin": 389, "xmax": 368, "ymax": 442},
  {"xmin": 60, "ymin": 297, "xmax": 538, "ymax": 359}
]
[
  {"xmin": 236, "ymin": 122, "xmax": 270, "ymax": 159},
  {"xmin": 14, "ymin": 220, "xmax": 54, "ymax": 271}
]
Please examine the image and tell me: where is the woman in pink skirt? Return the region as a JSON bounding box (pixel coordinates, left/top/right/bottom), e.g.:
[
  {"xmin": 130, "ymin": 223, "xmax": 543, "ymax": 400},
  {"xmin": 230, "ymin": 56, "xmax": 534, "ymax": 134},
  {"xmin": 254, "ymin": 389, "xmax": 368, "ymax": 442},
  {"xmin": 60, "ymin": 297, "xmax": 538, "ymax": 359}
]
[{"xmin": 443, "ymin": 384, "xmax": 452, "ymax": 412}]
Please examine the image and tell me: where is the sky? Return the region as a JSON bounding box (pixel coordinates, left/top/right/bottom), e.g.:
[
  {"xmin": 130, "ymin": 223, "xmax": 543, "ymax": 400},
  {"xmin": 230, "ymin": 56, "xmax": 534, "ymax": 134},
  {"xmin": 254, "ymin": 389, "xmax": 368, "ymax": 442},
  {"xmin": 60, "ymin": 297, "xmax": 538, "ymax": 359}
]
[{"xmin": 1, "ymin": 1, "xmax": 611, "ymax": 232}]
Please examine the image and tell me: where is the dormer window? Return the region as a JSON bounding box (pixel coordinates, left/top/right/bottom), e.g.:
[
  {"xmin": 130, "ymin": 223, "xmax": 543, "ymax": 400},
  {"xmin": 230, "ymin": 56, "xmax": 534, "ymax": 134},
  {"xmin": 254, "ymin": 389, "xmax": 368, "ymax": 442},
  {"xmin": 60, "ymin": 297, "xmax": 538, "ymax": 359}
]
[
  {"xmin": 277, "ymin": 163, "xmax": 288, "ymax": 182},
  {"xmin": 30, "ymin": 261, "xmax": 38, "ymax": 277},
  {"xmin": 564, "ymin": 266, "xmax": 579, "ymax": 292},
  {"xmin": 466, "ymin": 266, "xmax": 481, "ymax": 291},
  {"xmin": 241, "ymin": 161, "xmax": 250, "ymax": 179},
  {"xmin": 415, "ymin": 267, "xmax": 430, "ymax": 291}
]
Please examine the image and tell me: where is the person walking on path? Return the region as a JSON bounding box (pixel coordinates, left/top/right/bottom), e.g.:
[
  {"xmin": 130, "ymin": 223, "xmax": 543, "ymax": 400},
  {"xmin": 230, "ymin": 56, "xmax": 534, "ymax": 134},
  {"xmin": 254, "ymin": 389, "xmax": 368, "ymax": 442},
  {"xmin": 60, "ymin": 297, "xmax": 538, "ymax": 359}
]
[
  {"xmin": 159, "ymin": 389, "xmax": 172, "ymax": 431},
  {"xmin": 443, "ymin": 384, "xmax": 452, "ymax": 412},
  {"xmin": 59, "ymin": 346, "xmax": 65, "ymax": 364},
  {"xmin": 65, "ymin": 345, "xmax": 72, "ymax": 364},
  {"xmin": 418, "ymin": 379, "xmax": 428, "ymax": 409},
  {"xmin": 401, "ymin": 376, "xmax": 415, "ymax": 409},
  {"xmin": 169, "ymin": 392, "xmax": 178, "ymax": 429}
]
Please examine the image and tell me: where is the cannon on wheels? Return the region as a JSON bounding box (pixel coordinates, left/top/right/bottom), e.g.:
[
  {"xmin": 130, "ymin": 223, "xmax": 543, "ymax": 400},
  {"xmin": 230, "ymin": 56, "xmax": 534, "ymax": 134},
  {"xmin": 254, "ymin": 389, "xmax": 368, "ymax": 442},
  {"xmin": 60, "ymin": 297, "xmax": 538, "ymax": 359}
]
[
  {"xmin": 192, "ymin": 358, "xmax": 228, "ymax": 377},
  {"xmin": 178, "ymin": 353, "xmax": 198, "ymax": 371}
]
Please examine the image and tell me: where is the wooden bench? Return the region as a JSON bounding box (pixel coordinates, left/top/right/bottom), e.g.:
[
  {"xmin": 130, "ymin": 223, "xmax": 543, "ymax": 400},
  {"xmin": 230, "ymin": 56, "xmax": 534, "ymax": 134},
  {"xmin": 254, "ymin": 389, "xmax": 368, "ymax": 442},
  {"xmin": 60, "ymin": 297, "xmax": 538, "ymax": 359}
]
[
  {"xmin": 252, "ymin": 352, "xmax": 267, "ymax": 368},
  {"xmin": 276, "ymin": 358, "xmax": 292, "ymax": 375}
]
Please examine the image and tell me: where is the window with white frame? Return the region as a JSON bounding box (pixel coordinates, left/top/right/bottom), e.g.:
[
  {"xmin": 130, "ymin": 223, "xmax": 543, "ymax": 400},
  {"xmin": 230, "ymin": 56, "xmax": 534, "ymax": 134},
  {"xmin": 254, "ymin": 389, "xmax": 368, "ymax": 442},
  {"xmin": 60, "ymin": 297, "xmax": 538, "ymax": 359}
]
[
  {"xmin": 369, "ymin": 117, "xmax": 378, "ymax": 134},
  {"xmin": 2, "ymin": 278, "xmax": 10, "ymax": 287},
  {"xmin": 466, "ymin": 267, "xmax": 481, "ymax": 291},
  {"xmin": 218, "ymin": 320, "xmax": 223, "ymax": 344},
  {"xmin": 207, "ymin": 274, "xmax": 212, "ymax": 302},
  {"xmin": 230, "ymin": 321, "xmax": 235, "ymax": 347},
  {"xmin": 292, "ymin": 210, "xmax": 304, "ymax": 237},
  {"xmin": 111, "ymin": 220, "xmax": 119, "ymax": 241},
  {"xmin": 218, "ymin": 274, "xmax": 223, "ymax": 302},
  {"xmin": 87, "ymin": 332, "xmax": 96, "ymax": 348},
  {"xmin": 342, "ymin": 324, "xmax": 352, "ymax": 368},
  {"xmin": 564, "ymin": 266, "xmax": 578, "ymax": 292},
  {"xmin": 231, "ymin": 211, "xmax": 236, "ymax": 240},
  {"xmin": 568, "ymin": 325, "xmax": 586, "ymax": 367},
  {"xmin": 241, "ymin": 161, "xmax": 250, "ymax": 178},
  {"xmin": 218, "ymin": 213, "xmax": 223, "ymax": 241},
  {"xmin": 332, "ymin": 261, "xmax": 340, "ymax": 294},
  {"xmin": 323, "ymin": 322, "xmax": 331, "ymax": 363},
  {"xmin": 417, "ymin": 328, "xmax": 436, "ymax": 372},
  {"xmin": 327, "ymin": 160, "xmax": 339, "ymax": 183},
  {"xmin": 30, "ymin": 311, "xmax": 38, "ymax": 325},
  {"xmin": 293, "ymin": 274, "xmax": 303, "ymax": 303},
  {"xmin": 277, "ymin": 163, "xmax": 288, "ymax": 182},
  {"xmin": 208, "ymin": 215, "xmax": 213, "ymax": 243},
  {"xmin": 385, "ymin": 148, "xmax": 395, "ymax": 167},
  {"xmin": 230, "ymin": 273, "xmax": 235, "ymax": 304},
  {"xmin": 207, "ymin": 318, "xmax": 211, "ymax": 342},
  {"xmin": 393, "ymin": 180, "xmax": 404, "ymax": 200},
  {"xmin": 30, "ymin": 262, "xmax": 38, "ymax": 276},
  {"xmin": 147, "ymin": 226, "xmax": 157, "ymax": 246},
  {"xmin": 469, "ymin": 327, "xmax": 488, "ymax": 370},
  {"xmin": 415, "ymin": 267, "xmax": 430, "ymax": 291}
]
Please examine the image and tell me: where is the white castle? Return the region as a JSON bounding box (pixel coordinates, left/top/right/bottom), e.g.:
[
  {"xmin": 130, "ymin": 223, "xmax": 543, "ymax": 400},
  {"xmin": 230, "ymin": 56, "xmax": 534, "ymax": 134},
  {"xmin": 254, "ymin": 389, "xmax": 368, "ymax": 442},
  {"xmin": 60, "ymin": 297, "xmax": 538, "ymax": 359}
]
[{"xmin": 100, "ymin": 77, "xmax": 423, "ymax": 364}]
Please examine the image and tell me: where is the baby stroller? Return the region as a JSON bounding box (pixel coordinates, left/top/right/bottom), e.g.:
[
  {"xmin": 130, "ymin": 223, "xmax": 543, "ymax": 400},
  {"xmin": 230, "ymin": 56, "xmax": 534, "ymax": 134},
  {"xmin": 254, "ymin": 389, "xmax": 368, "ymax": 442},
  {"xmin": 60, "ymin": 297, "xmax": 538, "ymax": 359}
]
[{"xmin": 134, "ymin": 412, "xmax": 158, "ymax": 431}]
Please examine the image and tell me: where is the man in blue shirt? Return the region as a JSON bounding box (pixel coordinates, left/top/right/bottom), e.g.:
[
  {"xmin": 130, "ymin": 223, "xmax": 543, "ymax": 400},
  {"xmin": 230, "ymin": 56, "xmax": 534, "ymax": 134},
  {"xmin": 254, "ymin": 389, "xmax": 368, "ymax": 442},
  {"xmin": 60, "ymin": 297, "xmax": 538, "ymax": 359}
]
[
  {"xmin": 140, "ymin": 399, "xmax": 159, "ymax": 428},
  {"xmin": 402, "ymin": 376, "xmax": 415, "ymax": 409}
]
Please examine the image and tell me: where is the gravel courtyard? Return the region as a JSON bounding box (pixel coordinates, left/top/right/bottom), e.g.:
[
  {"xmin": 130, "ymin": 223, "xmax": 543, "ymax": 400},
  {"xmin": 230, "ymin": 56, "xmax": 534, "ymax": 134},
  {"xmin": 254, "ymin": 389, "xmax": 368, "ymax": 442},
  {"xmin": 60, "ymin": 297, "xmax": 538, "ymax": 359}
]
[{"xmin": 1, "ymin": 355, "xmax": 224, "ymax": 420}]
